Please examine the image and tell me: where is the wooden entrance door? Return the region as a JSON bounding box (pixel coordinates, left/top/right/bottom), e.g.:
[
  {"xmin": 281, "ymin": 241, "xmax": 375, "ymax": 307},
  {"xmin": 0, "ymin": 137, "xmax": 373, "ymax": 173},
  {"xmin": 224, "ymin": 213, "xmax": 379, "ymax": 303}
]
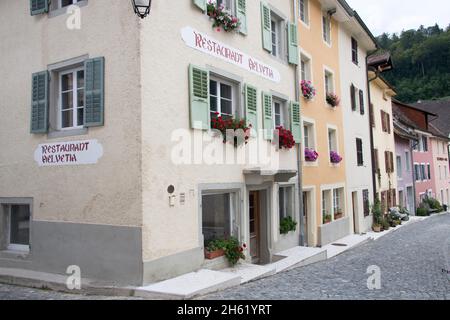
[{"xmin": 249, "ymin": 191, "xmax": 260, "ymax": 263}]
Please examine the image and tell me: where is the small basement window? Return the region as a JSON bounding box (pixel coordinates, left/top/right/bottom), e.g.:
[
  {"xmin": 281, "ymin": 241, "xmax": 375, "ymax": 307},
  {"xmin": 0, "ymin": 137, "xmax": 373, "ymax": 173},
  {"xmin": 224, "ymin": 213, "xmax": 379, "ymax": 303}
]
[{"xmin": 2, "ymin": 204, "xmax": 31, "ymax": 252}]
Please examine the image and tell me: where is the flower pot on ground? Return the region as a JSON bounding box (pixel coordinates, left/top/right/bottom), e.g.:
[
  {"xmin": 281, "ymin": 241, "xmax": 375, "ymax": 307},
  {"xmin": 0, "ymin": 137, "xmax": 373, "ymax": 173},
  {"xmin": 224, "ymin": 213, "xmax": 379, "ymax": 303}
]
[
  {"xmin": 326, "ymin": 93, "xmax": 340, "ymax": 107},
  {"xmin": 204, "ymin": 248, "xmax": 225, "ymax": 260},
  {"xmin": 274, "ymin": 126, "xmax": 295, "ymax": 150},
  {"xmin": 323, "ymin": 214, "xmax": 332, "ymax": 224},
  {"xmin": 330, "ymin": 151, "xmax": 343, "ymax": 164},
  {"xmin": 372, "ymin": 224, "xmax": 381, "ymax": 233},
  {"xmin": 207, "ymin": 1, "xmax": 241, "ymax": 32},
  {"xmin": 305, "ymin": 148, "xmax": 319, "ymax": 162},
  {"xmin": 301, "ymin": 80, "xmax": 316, "ymax": 100},
  {"xmin": 204, "ymin": 238, "xmax": 246, "ymax": 266}
]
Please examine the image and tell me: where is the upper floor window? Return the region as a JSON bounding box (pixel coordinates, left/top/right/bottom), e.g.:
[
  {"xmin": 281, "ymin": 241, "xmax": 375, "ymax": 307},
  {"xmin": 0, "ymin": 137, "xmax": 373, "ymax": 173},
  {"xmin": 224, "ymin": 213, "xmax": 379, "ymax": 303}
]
[
  {"xmin": 405, "ymin": 151, "xmax": 411, "ymax": 172},
  {"xmin": 381, "ymin": 110, "xmax": 391, "ymax": 134},
  {"xmin": 396, "ymin": 155, "xmax": 402, "ymax": 178},
  {"xmin": 324, "ymin": 70, "xmax": 334, "ymax": 95},
  {"xmin": 322, "ymin": 15, "xmax": 331, "ymax": 45},
  {"xmin": 356, "ymin": 138, "xmax": 364, "ymax": 166},
  {"xmin": 300, "ymin": 54, "xmax": 312, "ymax": 82},
  {"xmin": 210, "ymin": 77, "xmax": 236, "ymax": 122},
  {"xmin": 59, "ymin": 0, "xmax": 81, "ymax": 9},
  {"xmin": 215, "ymin": 0, "xmax": 235, "ymax": 13},
  {"xmin": 351, "ymin": 37, "xmax": 359, "ymax": 64},
  {"xmin": 328, "ymin": 128, "xmax": 338, "ymax": 154},
  {"xmin": 59, "ymin": 68, "xmax": 85, "ymax": 130},
  {"xmin": 303, "ymin": 121, "xmax": 316, "ymax": 150},
  {"xmin": 270, "ymin": 15, "xmax": 285, "ymax": 59},
  {"xmin": 299, "ymin": 0, "xmax": 309, "ymax": 25},
  {"xmin": 421, "ymin": 136, "xmax": 428, "ymax": 152},
  {"xmin": 273, "ymin": 98, "xmax": 287, "ymax": 128}
]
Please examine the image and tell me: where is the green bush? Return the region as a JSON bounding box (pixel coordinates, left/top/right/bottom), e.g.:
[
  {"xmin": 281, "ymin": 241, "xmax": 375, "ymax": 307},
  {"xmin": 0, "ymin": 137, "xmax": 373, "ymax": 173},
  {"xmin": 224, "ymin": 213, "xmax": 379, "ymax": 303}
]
[
  {"xmin": 280, "ymin": 216, "xmax": 298, "ymax": 235},
  {"xmin": 371, "ymin": 198, "xmax": 383, "ymax": 225},
  {"xmin": 381, "ymin": 218, "xmax": 390, "ymax": 231},
  {"xmin": 425, "ymin": 197, "xmax": 443, "ymax": 212},
  {"xmin": 416, "ymin": 206, "xmax": 429, "ymax": 216}
]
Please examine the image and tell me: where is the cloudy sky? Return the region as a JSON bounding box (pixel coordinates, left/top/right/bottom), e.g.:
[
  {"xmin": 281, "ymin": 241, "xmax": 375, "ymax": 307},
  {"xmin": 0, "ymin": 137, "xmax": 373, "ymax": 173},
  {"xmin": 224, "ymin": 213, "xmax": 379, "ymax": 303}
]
[{"xmin": 346, "ymin": 0, "xmax": 450, "ymax": 36}]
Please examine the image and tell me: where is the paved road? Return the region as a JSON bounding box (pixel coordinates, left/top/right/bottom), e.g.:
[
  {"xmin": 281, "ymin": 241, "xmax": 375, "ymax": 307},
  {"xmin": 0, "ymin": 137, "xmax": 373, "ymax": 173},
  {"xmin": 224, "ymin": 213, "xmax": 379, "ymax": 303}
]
[
  {"xmin": 0, "ymin": 214, "xmax": 449, "ymax": 300},
  {"xmin": 203, "ymin": 214, "xmax": 450, "ymax": 300}
]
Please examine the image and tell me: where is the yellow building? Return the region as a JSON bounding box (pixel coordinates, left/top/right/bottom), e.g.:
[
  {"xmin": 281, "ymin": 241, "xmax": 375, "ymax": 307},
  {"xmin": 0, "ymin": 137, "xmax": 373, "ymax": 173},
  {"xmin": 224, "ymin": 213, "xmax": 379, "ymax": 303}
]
[{"xmin": 298, "ymin": 0, "xmax": 349, "ymax": 246}]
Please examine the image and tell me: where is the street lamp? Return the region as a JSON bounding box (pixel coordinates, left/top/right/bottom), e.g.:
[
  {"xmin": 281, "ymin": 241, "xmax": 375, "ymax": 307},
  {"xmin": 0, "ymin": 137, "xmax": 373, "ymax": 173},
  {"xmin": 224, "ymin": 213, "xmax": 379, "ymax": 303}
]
[{"xmin": 132, "ymin": 0, "xmax": 152, "ymax": 19}]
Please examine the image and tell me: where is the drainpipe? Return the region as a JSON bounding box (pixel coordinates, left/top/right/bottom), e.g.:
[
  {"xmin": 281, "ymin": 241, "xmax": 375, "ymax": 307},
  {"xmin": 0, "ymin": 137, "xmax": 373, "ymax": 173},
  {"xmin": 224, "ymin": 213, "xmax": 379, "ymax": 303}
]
[
  {"xmin": 367, "ymin": 57, "xmax": 379, "ymax": 201},
  {"xmin": 293, "ymin": 0, "xmax": 305, "ymax": 246}
]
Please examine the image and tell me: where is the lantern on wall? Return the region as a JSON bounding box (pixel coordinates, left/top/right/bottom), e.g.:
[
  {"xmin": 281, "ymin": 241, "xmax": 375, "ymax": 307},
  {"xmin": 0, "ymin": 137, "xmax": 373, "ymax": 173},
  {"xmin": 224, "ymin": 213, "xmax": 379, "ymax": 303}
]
[{"xmin": 131, "ymin": 0, "xmax": 152, "ymax": 19}]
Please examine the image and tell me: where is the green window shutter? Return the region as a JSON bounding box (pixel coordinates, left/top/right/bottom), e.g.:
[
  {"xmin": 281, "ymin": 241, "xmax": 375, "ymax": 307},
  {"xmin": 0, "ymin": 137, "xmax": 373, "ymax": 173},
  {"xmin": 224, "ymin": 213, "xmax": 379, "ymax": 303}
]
[
  {"xmin": 290, "ymin": 101, "xmax": 301, "ymax": 143},
  {"xmin": 260, "ymin": 2, "xmax": 272, "ymax": 52},
  {"xmin": 262, "ymin": 92, "xmax": 273, "ymax": 140},
  {"xmin": 288, "ymin": 22, "xmax": 299, "ymax": 65},
  {"xmin": 84, "ymin": 57, "xmax": 105, "ymax": 127},
  {"xmin": 193, "ymin": 0, "xmax": 206, "ymax": 11},
  {"xmin": 245, "ymin": 84, "xmax": 258, "ymax": 131},
  {"xmin": 236, "ymin": 0, "xmax": 248, "ymax": 35},
  {"xmin": 30, "ymin": 0, "xmax": 49, "ymax": 16},
  {"xmin": 30, "ymin": 71, "xmax": 49, "ymax": 133},
  {"xmin": 189, "ymin": 64, "xmax": 210, "ymax": 130}
]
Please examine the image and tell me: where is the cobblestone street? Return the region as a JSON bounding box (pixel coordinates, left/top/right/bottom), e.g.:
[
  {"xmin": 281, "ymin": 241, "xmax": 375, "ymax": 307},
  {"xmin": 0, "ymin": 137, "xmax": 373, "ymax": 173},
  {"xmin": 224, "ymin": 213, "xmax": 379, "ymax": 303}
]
[{"xmin": 0, "ymin": 214, "xmax": 449, "ymax": 300}]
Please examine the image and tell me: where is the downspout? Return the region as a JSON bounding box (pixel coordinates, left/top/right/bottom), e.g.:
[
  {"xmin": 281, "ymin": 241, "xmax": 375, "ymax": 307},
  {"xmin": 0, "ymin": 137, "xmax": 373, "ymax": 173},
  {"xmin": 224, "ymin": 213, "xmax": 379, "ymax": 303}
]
[
  {"xmin": 367, "ymin": 58, "xmax": 379, "ymax": 201},
  {"xmin": 293, "ymin": 0, "xmax": 305, "ymax": 246}
]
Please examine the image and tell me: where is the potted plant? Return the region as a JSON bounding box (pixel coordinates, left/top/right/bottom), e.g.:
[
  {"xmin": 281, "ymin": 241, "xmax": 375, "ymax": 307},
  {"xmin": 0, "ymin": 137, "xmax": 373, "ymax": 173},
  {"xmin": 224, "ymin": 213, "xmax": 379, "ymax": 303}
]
[
  {"xmin": 381, "ymin": 217, "xmax": 390, "ymax": 231},
  {"xmin": 207, "ymin": 1, "xmax": 241, "ymax": 32},
  {"xmin": 211, "ymin": 114, "xmax": 251, "ymax": 147},
  {"xmin": 326, "ymin": 93, "xmax": 340, "ymax": 107},
  {"xmin": 204, "ymin": 239, "xmax": 226, "ymax": 260},
  {"xmin": 301, "ymin": 80, "xmax": 316, "ymax": 100},
  {"xmin": 330, "ymin": 151, "xmax": 343, "ymax": 164},
  {"xmin": 274, "ymin": 126, "xmax": 295, "ymax": 150},
  {"xmin": 280, "ymin": 216, "xmax": 298, "ymax": 235},
  {"xmin": 323, "ymin": 214, "xmax": 332, "ymax": 224},
  {"xmin": 204, "ymin": 237, "xmax": 246, "ymax": 266},
  {"xmin": 334, "ymin": 209, "xmax": 343, "ymax": 220},
  {"xmin": 305, "ymin": 148, "xmax": 319, "ymax": 162},
  {"xmin": 372, "ymin": 198, "xmax": 382, "ymax": 232}
]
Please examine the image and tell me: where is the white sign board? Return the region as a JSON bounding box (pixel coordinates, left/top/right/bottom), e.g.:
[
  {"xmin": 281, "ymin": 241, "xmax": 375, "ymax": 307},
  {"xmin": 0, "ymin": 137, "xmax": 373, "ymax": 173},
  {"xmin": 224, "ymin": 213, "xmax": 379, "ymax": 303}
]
[
  {"xmin": 34, "ymin": 139, "xmax": 103, "ymax": 167},
  {"xmin": 181, "ymin": 26, "xmax": 281, "ymax": 83}
]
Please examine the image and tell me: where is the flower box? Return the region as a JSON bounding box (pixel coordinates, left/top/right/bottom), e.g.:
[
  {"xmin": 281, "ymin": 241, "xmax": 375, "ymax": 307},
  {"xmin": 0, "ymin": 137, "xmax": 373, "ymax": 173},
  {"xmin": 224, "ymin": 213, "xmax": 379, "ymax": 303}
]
[
  {"xmin": 305, "ymin": 148, "xmax": 319, "ymax": 162},
  {"xmin": 301, "ymin": 80, "xmax": 316, "ymax": 100},
  {"xmin": 211, "ymin": 114, "xmax": 251, "ymax": 147},
  {"xmin": 207, "ymin": 1, "xmax": 240, "ymax": 32},
  {"xmin": 204, "ymin": 249, "xmax": 225, "ymax": 260},
  {"xmin": 334, "ymin": 212, "xmax": 343, "ymax": 220},
  {"xmin": 275, "ymin": 126, "xmax": 295, "ymax": 150},
  {"xmin": 326, "ymin": 93, "xmax": 340, "ymax": 107},
  {"xmin": 330, "ymin": 151, "xmax": 343, "ymax": 164}
]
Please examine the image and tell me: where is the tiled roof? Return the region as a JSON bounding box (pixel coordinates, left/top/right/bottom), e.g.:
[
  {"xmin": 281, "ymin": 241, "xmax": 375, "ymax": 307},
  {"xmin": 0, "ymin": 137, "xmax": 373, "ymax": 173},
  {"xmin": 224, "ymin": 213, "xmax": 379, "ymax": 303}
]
[{"xmin": 412, "ymin": 98, "xmax": 450, "ymax": 136}]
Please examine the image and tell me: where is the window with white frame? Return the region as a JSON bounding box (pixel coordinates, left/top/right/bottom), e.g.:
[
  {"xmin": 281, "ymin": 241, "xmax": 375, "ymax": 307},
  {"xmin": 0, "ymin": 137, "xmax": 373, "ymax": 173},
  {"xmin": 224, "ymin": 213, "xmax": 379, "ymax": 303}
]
[
  {"xmin": 420, "ymin": 164, "xmax": 426, "ymax": 180},
  {"xmin": 273, "ymin": 98, "xmax": 287, "ymax": 128},
  {"xmin": 322, "ymin": 15, "xmax": 331, "ymax": 44},
  {"xmin": 59, "ymin": 0, "xmax": 81, "ymax": 8},
  {"xmin": 300, "ymin": 54, "xmax": 312, "ymax": 82},
  {"xmin": 322, "ymin": 190, "xmax": 331, "ymax": 223},
  {"xmin": 324, "ymin": 70, "xmax": 334, "ymax": 95},
  {"xmin": 405, "ymin": 151, "xmax": 411, "ymax": 171},
  {"xmin": 270, "ymin": 18, "xmax": 283, "ymax": 58},
  {"xmin": 328, "ymin": 128, "xmax": 337, "ymax": 153},
  {"xmin": 414, "ymin": 164, "xmax": 420, "ymax": 181},
  {"xmin": 333, "ymin": 188, "xmax": 344, "ymax": 219},
  {"xmin": 2, "ymin": 204, "xmax": 31, "ymax": 252},
  {"xmin": 210, "ymin": 77, "xmax": 236, "ymax": 122},
  {"xmin": 299, "ymin": 0, "xmax": 309, "ymax": 25},
  {"xmin": 214, "ymin": 0, "xmax": 235, "ymax": 13},
  {"xmin": 59, "ymin": 68, "xmax": 85, "ymax": 130},
  {"xmin": 397, "ymin": 156, "xmax": 402, "ymax": 178},
  {"xmin": 279, "ymin": 186, "xmax": 294, "ymax": 222},
  {"xmin": 303, "ymin": 121, "xmax": 315, "ymax": 150},
  {"xmin": 427, "ymin": 163, "xmax": 431, "ymax": 180},
  {"xmin": 202, "ymin": 193, "xmax": 236, "ymax": 244}
]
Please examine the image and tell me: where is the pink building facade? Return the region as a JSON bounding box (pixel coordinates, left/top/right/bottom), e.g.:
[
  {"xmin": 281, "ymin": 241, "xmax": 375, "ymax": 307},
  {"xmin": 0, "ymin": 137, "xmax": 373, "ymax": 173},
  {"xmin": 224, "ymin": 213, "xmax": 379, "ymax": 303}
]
[
  {"xmin": 412, "ymin": 133, "xmax": 436, "ymax": 204},
  {"xmin": 429, "ymin": 126, "xmax": 450, "ymax": 208}
]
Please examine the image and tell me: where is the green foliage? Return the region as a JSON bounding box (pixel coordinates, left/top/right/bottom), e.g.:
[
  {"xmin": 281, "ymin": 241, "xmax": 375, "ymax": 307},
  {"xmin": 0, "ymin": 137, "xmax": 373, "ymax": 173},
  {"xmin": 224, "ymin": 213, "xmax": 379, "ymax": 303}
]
[
  {"xmin": 372, "ymin": 198, "xmax": 383, "ymax": 226},
  {"xmin": 376, "ymin": 24, "xmax": 450, "ymax": 103},
  {"xmin": 206, "ymin": 237, "xmax": 245, "ymax": 266},
  {"xmin": 416, "ymin": 204, "xmax": 429, "ymax": 216},
  {"xmin": 381, "ymin": 217, "xmax": 391, "ymax": 231},
  {"xmin": 425, "ymin": 197, "xmax": 443, "ymax": 212},
  {"xmin": 280, "ymin": 216, "xmax": 298, "ymax": 235}
]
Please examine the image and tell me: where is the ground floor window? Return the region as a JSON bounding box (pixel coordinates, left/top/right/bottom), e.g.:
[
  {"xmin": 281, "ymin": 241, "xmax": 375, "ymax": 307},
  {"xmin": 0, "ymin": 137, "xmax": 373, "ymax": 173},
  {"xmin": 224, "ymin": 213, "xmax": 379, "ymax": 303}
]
[
  {"xmin": 363, "ymin": 189, "xmax": 370, "ymax": 217},
  {"xmin": 2, "ymin": 204, "xmax": 31, "ymax": 252},
  {"xmin": 333, "ymin": 188, "xmax": 344, "ymax": 219},
  {"xmin": 279, "ymin": 186, "xmax": 294, "ymax": 221},
  {"xmin": 202, "ymin": 193, "xmax": 236, "ymax": 245}
]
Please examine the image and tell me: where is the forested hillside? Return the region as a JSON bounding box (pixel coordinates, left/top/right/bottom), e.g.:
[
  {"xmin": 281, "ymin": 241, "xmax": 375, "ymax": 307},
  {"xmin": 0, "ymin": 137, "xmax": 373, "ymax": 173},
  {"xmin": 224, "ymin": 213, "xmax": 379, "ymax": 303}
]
[{"xmin": 377, "ymin": 24, "xmax": 450, "ymax": 103}]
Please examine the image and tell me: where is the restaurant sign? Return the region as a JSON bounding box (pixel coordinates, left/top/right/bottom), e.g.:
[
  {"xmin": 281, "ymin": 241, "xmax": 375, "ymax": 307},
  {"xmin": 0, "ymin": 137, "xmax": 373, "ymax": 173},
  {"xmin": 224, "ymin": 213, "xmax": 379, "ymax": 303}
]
[
  {"xmin": 34, "ymin": 139, "xmax": 103, "ymax": 167},
  {"xmin": 181, "ymin": 26, "xmax": 281, "ymax": 83}
]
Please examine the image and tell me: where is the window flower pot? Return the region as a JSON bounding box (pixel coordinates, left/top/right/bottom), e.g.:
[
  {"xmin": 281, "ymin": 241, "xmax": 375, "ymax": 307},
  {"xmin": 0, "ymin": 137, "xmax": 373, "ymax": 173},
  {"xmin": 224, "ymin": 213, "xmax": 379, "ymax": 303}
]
[
  {"xmin": 334, "ymin": 212, "xmax": 343, "ymax": 220},
  {"xmin": 326, "ymin": 93, "xmax": 340, "ymax": 107},
  {"xmin": 305, "ymin": 148, "xmax": 319, "ymax": 162},
  {"xmin": 204, "ymin": 248, "xmax": 225, "ymax": 260},
  {"xmin": 330, "ymin": 151, "xmax": 343, "ymax": 164},
  {"xmin": 301, "ymin": 80, "xmax": 316, "ymax": 101},
  {"xmin": 372, "ymin": 224, "xmax": 381, "ymax": 233}
]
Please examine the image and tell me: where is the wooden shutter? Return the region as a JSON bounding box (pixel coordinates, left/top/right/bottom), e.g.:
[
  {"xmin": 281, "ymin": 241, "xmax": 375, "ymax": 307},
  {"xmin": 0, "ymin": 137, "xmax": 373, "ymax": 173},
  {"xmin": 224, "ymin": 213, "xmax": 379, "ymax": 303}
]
[
  {"xmin": 84, "ymin": 57, "xmax": 105, "ymax": 127},
  {"xmin": 392, "ymin": 189, "xmax": 397, "ymax": 207},
  {"xmin": 288, "ymin": 23, "xmax": 299, "ymax": 65},
  {"xmin": 236, "ymin": 0, "xmax": 247, "ymax": 35},
  {"xmin": 370, "ymin": 103, "xmax": 375, "ymax": 127},
  {"xmin": 290, "ymin": 101, "xmax": 301, "ymax": 143},
  {"xmin": 189, "ymin": 65, "xmax": 210, "ymax": 130},
  {"xmin": 245, "ymin": 84, "xmax": 258, "ymax": 131},
  {"xmin": 30, "ymin": 71, "xmax": 49, "ymax": 133},
  {"xmin": 262, "ymin": 92, "xmax": 273, "ymax": 140},
  {"xmin": 261, "ymin": 2, "xmax": 272, "ymax": 52},
  {"xmin": 380, "ymin": 111, "xmax": 386, "ymax": 132},
  {"xmin": 385, "ymin": 151, "xmax": 390, "ymax": 173},
  {"xmin": 373, "ymin": 149, "xmax": 379, "ymax": 171},
  {"xmin": 193, "ymin": 0, "xmax": 206, "ymax": 11},
  {"xmin": 350, "ymin": 84, "xmax": 356, "ymax": 111},
  {"xmin": 387, "ymin": 113, "xmax": 391, "ymax": 134},
  {"xmin": 359, "ymin": 90, "xmax": 365, "ymax": 115},
  {"xmin": 390, "ymin": 152, "xmax": 394, "ymax": 173},
  {"xmin": 30, "ymin": 0, "xmax": 49, "ymax": 16},
  {"xmin": 387, "ymin": 189, "xmax": 391, "ymax": 208}
]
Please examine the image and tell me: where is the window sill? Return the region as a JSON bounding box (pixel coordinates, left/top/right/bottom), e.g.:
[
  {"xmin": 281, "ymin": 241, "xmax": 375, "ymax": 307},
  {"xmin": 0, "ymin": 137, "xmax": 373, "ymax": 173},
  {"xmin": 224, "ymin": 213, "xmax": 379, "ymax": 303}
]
[
  {"xmin": 47, "ymin": 128, "xmax": 88, "ymax": 140},
  {"xmin": 0, "ymin": 249, "xmax": 30, "ymax": 260}
]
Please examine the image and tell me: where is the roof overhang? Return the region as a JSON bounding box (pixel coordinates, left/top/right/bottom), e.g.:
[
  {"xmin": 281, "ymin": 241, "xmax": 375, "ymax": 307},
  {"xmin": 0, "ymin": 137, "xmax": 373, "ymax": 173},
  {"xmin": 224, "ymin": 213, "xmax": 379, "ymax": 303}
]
[{"xmin": 243, "ymin": 169, "xmax": 297, "ymax": 185}]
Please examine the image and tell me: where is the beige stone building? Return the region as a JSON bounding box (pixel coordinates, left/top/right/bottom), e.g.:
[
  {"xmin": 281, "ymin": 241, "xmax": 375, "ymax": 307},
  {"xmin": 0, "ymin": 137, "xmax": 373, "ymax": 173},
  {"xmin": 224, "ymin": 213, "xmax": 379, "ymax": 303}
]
[{"xmin": 0, "ymin": 0, "xmax": 303, "ymax": 286}]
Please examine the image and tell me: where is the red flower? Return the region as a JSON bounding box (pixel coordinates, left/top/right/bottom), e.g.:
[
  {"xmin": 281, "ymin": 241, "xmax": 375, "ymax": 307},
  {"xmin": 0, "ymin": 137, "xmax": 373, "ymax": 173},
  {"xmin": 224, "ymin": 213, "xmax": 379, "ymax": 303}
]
[{"xmin": 243, "ymin": 243, "xmax": 247, "ymax": 249}]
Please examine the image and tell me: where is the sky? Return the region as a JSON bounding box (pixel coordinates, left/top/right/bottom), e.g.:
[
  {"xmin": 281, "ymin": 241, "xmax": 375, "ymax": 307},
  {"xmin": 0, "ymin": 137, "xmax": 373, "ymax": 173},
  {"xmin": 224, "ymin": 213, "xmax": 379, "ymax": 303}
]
[{"xmin": 346, "ymin": 0, "xmax": 450, "ymax": 36}]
